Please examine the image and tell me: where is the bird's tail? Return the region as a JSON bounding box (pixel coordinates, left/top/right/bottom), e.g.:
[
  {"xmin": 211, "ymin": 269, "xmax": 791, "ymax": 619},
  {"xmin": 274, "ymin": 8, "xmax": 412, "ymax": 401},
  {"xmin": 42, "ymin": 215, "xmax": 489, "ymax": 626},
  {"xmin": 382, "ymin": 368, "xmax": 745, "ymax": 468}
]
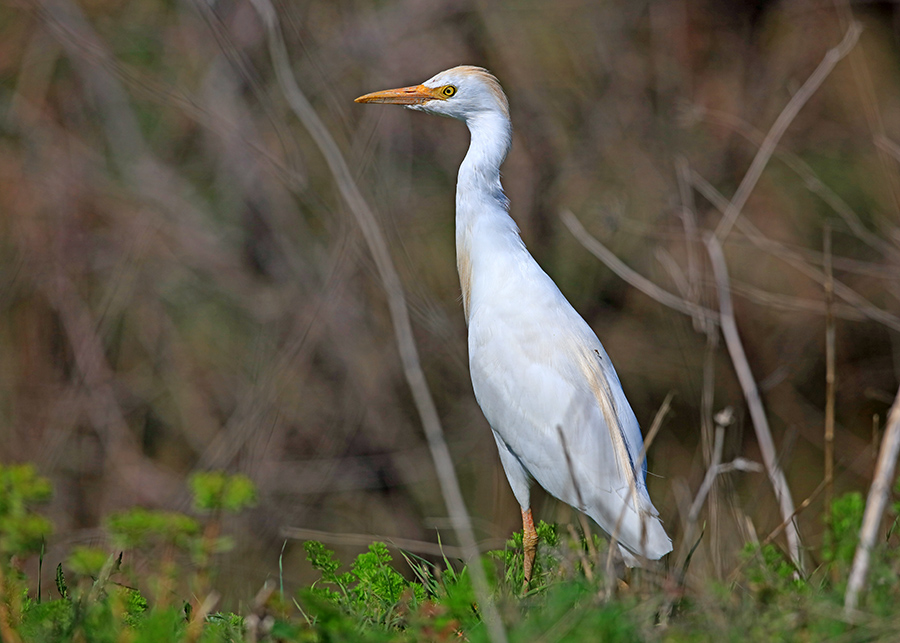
[
  {"xmin": 608, "ymin": 487, "xmax": 673, "ymax": 564},
  {"xmin": 617, "ymin": 518, "xmax": 672, "ymax": 566}
]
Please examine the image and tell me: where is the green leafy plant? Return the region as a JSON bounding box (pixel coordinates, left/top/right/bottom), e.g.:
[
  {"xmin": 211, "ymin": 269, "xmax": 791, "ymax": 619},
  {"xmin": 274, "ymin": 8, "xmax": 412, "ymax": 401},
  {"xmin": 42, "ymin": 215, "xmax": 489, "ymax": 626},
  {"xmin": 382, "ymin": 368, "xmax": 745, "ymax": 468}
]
[
  {"xmin": 823, "ymin": 492, "xmax": 865, "ymax": 567},
  {"xmin": 190, "ymin": 471, "xmax": 258, "ymax": 514},
  {"xmin": 8, "ymin": 468, "xmax": 900, "ymax": 641},
  {"xmin": 302, "ymin": 540, "xmax": 427, "ymax": 630},
  {"xmin": 9, "ymin": 470, "xmax": 263, "ymax": 642},
  {"xmin": 0, "ymin": 464, "xmax": 53, "ymax": 561},
  {"xmin": 491, "ymin": 520, "xmax": 562, "ymax": 590},
  {"xmin": 107, "ymin": 508, "xmax": 201, "ymax": 552}
]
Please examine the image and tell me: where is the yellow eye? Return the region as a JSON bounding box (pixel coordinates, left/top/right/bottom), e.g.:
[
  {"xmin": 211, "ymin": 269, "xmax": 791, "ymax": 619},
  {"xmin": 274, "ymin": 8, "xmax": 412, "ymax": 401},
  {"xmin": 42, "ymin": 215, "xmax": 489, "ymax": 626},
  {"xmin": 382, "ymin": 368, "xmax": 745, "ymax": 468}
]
[{"xmin": 441, "ymin": 85, "xmax": 457, "ymax": 98}]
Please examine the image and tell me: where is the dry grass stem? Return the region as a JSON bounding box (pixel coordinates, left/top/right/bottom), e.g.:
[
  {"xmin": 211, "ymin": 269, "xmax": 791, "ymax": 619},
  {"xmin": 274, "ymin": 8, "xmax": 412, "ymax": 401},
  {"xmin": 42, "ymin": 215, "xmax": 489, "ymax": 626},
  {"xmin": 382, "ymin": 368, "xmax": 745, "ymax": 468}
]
[
  {"xmin": 726, "ymin": 475, "xmax": 828, "ymax": 584},
  {"xmin": 187, "ymin": 592, "xmax": 220, "ymax": 643},
  {"xmin": 844, "ymin": 386, "xmax": 900, "ymax": 615},
  {"xmin": 701, "ymin": 325, "xmax": 719, "ymax": 467},
  {"xmin": 824, "ymin": 227, "xmax": 836, "ymax": 514},
  {"xmin": 281, "ymin": 527, "xmax": 506, "ymax": 559},
  {"xmin": 680, "ymin": 423, "xmax": 724, "ymax": 569},
  {"xmin": 681, "ymin": 408, "xmax": 763, "ymax": 568},
  {"xmin": 689, "ymin": 426, "xmax": 725, "ymax": 523},
  {"xmin": 246, "ymin": 1, "xmax": 504, "ymax": 639},
  {"xmin": 555, "ymin": 425, "xmax": 599, "ymax": 572},
  {"xmin": 705, "ymin": 234, "xmax": 804, "ymax": 571},
  {"xmin": 700, "ymin": 325, "xmax": 720, "ymax": 567},
  {"xmin": 566, "ymin": 523, "xmax": 594, "ymax": 582}
]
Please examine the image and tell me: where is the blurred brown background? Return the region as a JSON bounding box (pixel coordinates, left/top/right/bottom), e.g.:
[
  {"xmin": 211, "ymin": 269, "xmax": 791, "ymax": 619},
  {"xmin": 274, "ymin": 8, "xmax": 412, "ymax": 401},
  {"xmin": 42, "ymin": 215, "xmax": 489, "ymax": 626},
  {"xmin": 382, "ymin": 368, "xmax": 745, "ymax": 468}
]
[{"xmin": 1, "ymin": 0, "xmax": 899, "ymax": 600}]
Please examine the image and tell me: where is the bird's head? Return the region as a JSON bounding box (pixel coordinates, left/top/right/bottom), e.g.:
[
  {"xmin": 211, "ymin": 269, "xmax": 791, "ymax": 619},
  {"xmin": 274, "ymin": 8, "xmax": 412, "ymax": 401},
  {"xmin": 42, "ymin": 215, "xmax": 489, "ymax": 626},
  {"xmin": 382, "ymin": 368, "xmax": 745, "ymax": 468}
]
[{"xmin": 355, "ymin": 66, "xmax": 509, "ymax": 123}]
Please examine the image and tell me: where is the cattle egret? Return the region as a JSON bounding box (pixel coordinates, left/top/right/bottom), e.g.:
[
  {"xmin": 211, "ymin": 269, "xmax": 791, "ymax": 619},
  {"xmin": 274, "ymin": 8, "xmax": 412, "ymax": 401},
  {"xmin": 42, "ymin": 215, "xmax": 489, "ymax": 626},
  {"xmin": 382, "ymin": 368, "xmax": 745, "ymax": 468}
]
[{"xmin": 356, "ymin": 66, "xmax": 672, "ymax": 582}]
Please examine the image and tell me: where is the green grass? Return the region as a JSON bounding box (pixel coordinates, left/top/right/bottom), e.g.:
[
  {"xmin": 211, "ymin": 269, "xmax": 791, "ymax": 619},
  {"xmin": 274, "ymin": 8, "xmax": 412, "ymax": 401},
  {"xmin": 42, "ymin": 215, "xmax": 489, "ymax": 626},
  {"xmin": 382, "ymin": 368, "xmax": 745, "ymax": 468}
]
[{"xmin": 3, "ymin": 464, "xmax": 900, "ymax": 641}]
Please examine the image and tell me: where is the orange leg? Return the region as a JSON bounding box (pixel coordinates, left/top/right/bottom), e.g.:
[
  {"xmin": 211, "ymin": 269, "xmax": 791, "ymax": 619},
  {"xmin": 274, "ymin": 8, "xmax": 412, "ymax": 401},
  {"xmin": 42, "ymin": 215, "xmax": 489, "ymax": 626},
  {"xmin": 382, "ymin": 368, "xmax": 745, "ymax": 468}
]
[{"xmin": 522, "ymin": 507, "xmax": 538, "ymax": 587}]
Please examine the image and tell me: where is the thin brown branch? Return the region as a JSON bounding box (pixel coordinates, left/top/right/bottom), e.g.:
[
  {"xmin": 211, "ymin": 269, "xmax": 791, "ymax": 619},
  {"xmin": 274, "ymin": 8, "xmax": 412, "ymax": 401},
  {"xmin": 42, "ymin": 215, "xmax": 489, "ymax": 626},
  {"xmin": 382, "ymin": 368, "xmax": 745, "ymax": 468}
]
[
  {"xmin": 654, "ymin": 247, "xmax": 691, "ymax": 301},
  {"xmin": 762, "ymin": 477, "xmax": 826, "ymax": 551},
  {"xmin": 714, "ymin": 23, "xmax": 862, "ymax": 241},
  {"xmin": 705, "ymin": 234, "xmax": 804, "ymax": 571},
  {"xmin": 680, "ymin": 407, "xmax": 763, "ymax": 568},
  {"xmin": 560, "ymin": 209, "xmax": 719, "ymax": 323},
  {"xmin": 728, "ymin": 280, "xmax": 866, "ymax": 321}
]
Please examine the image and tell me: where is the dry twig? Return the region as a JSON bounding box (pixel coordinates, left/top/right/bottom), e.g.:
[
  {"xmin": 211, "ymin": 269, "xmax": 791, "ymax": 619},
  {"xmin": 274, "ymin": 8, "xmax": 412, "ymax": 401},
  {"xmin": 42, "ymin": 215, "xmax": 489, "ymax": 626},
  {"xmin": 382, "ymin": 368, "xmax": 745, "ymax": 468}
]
[
  {"xmin": 679, "ymin": 408, "xmax": 763, "ymax": 568},
  {"xmin": 726, "ymin": 475, "xmax": 828, "ymax": 584},
  {"xmin": 705, "ymin": 234, "xmax": 804, "ymax": 571},
  {"xmin": 561, "ymin": 209, "xmax": 718, "ymax": 323}
]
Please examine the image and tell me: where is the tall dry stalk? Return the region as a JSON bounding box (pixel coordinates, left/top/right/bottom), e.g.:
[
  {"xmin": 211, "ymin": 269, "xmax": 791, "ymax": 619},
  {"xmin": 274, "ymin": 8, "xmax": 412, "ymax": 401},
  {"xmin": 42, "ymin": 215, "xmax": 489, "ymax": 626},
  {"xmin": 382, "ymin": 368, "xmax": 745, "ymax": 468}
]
[
  {"xmin": 824, "ymin": 227, "xmax": 836, "ymax": 516},
  {"xmin": 706, "ymin": 235, "xmax": 804, "ymax": 571},
  {"xmin": 244, "ymin": 1, "xmax": 505, "ymax": 639},
  {"xmin": 844, "ymin": 386, "xmax": 900, "ymax": 615}
]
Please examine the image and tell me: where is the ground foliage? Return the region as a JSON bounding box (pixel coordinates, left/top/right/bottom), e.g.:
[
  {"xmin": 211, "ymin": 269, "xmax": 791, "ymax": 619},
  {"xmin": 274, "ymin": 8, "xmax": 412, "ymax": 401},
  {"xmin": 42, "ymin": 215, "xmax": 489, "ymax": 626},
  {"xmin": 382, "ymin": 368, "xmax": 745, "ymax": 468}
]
[
  {"xmin": 3, "ymin": 466, "xmax": 900, "ymax": 641},
  {"xmin": 3, "ymin": 0, "xmax": 900, "ymax": 639},
  {"xmin": 2, "ymin": 0, "xmax": 898, "ymax": 594}
]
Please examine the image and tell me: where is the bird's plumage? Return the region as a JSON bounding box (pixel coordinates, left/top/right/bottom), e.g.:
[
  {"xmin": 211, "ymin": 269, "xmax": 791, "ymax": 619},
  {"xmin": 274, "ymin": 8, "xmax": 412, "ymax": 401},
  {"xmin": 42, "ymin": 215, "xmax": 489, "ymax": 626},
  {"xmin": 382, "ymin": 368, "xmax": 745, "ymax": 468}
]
[{"xmin": 356, "ymin": 66, "xmax": 672, "ymax": 564}]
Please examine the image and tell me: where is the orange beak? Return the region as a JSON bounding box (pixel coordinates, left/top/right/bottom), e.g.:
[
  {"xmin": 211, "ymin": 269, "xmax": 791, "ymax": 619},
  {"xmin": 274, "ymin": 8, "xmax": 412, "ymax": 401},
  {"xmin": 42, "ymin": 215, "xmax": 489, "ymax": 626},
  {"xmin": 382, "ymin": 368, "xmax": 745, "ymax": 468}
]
[{"xmin": 355, "ymin": 84, "xmax": 443, "ymax": 105}]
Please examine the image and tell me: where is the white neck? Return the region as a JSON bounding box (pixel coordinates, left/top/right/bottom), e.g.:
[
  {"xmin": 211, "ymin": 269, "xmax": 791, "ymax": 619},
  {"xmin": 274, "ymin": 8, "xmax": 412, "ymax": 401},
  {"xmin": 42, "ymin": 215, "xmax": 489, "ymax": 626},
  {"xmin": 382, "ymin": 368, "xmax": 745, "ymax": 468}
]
[
  {"xmin": 455, "ymin": 111, "xmax": 520, "ymax": 321},
  {"xmin": 458, "ymin": 111, "xmax": 512, "ymax": 195}
]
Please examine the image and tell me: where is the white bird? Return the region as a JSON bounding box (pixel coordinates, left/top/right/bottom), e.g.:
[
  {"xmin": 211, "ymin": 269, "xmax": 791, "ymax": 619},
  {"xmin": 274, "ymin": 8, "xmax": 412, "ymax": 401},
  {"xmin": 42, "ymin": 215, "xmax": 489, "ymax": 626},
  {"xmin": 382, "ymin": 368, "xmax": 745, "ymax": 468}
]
[{"xmin": 356, "ymin": 66, "xmax": 672, "ymax": 582}]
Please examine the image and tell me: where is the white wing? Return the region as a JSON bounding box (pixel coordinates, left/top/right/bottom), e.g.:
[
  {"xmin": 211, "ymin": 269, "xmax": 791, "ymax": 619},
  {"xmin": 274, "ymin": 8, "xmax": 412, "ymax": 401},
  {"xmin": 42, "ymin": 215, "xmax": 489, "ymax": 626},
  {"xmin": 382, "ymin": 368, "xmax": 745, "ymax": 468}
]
[{"xmin": 467, "ymin": 249, "xmax": 671, "ymax": 559}]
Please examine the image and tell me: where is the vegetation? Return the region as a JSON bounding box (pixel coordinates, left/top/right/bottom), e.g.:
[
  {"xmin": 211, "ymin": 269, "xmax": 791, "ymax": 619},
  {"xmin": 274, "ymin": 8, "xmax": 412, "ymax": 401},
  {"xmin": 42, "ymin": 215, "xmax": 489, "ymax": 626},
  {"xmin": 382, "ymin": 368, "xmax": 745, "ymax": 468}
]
[
  {"xmin": 2, "ymin": 0, "xmax": 900, "ymax": 640},
  {"xmin": 2, "ymin": 464, "xmax": 900, "ymax": 641}
]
